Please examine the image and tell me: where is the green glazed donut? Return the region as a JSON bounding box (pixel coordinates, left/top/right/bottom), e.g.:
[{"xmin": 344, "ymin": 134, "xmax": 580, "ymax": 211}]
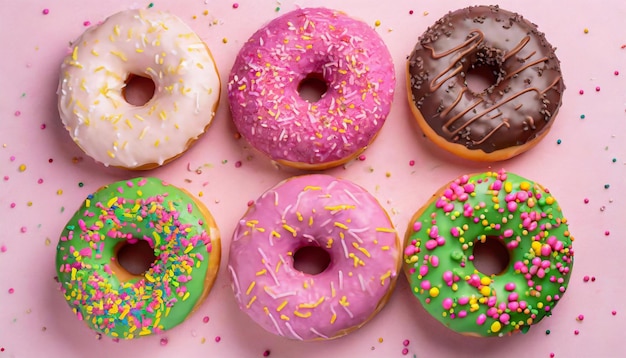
[
  {"xmin": 403, "ymin": 170, "xmax": 574, "ymax": 337},
  {"xmin": 56, "ymin": 177, "xmax": 221, "ymax": 339}
]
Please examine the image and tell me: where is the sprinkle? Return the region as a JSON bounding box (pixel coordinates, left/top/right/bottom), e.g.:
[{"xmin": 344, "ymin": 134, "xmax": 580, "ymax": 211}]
[
  {"xmin": 409, "ymin": 10, "xmax": 414, "ymax": 15},
  {"xmin": 232, "ymin": 3, "xmax": 239, "ymax": 8},
  {"xmin": 14, "ymin": 110, "xmax": 21, "ymax": 116},
  {"xmin": 203, "ymin": 316, "xmax": 210, "ymax": 323},
  {"xmin": 577, "ymin": 314, "xmax": 584, "ymax": 321},
  {"xmin": 402, "ymin": 348, "xmax": 409, "ymax": 355},
  {"xmin": 595, "ymin": 86, "xmax": 601, "ymax": 92},
  {"xmin": 409, "ymin": 160, "xmax": 415, "ymax": 166},
  {"xmin": 42, "ymin": 8, "xmax": 49, "ymax": 15},
  {"xmin": 222, "ymin": 38, "xmax": 228, "ymax": 44},
  {"xmin": 583, "ymin": 28, "xmax": 589, "ymax": 33},
  {"xmin": 358, "ymin": 154, "xmax": 366, "ymax": 161},
  {"xmin": 18, "ymin": 164, "xmax": 26, "ymax": 172},
  {"xmin": 574, "ymin": 329, "xmax": 580, "ymax": 335},
  {"xmin": 605, "ymin": 231, "xmax": 610, "ymax": 236},
  {"xmin": 545, "ymin": 329, "xmax": 551, "ymax": 335},
  {"xmin": 580, "ymin": 114, "xmax": 585, "ymax": 119},
  {"xmin": 20, "ymin": 226, "xmax": 27, "ymax": 233},
  {"xmin": 579, "ymin": 90, "xmax": 584, "ymax": 95},
  {"xmin": 147, "ymin": 2, "xmax": 154, "ymax": 8},
  {"xmin": 615, "ymin": 70, "xmax": 620, "ymax": 76},
  {"xmin": 556, "ymin": 139, "xmax": 562, "ymax": 145},
  {"xmin": 374, "ymin": 20, "xmax": 381, "ymax": 27},
  {"xmin": 8, "ymin": 288, "xmax": 14, "ymax": 294},
  {"xmin": 160, "ymin": 338, "xmax": 168, "ymax": 346},
  {"xmin": 584, "ymin": 198, "xmax": 589, "ymax": 204},
  {"xmin": 604, "ymin": 184, "xmax": 610, "ymax": 189},
  {"xmin": 215, "ymin": 336, "xmax": 221, "ymax": 342},
  {"xmin": 403, "ymin": 339, "xmax": 410, "ymax": 346}
]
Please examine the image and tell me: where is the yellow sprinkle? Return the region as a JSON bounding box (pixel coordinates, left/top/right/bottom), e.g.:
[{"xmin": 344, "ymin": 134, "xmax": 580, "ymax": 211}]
[
  {"xmin": 246, "ymin": 295, "xmax": 257, "ymax": 308},
  {"xmin": 334, "ymin": 222, "xmax": 348, "ymax": 230},
  {"xmin": 380, "ymin": 270, "xmax": 391, "ymax": 285},
  {"xmin": 480, "ymin": 276, "xmax": 492, "ymax": 286},
  {"xmin": 504, "ymin": 181, "xmax": 513, "ymax": 193},
  {"xmin": 109, "ymin": 50, "xmax": 127, "ymax": 62},
  {"xmin": 154, "ymin": 139, "xmax": 160, "ymax": 147},
  {"xmin": 246, "ymin": 281, "xmax": 256, "ymax": 295},
  {"xmin": 277, "ymin": 300, "xmax": 288, "ymax": 312},
  {"xmin": 583, "ymin": 28, "xmax": 589, "ymax": 34},
  {"xmin": 119, "ymin": 306, "xmax": 131, "ymax": 319},
  {"xmin": 532, "ymin": 241, "xmax": 542, "ymax": 256},
  {"xmin": 375, "ymin": 227, "xmax": 395, "ymax": 233},
  {"xmin": 330, "ymin": 312, "xmax": 337, "ymax": 324},
  {"xmin": 72, "ymin": 46, "xmax": 79, "ymax": 61},
  {"xmin": 339, "ymin": 296, "xmax": 349, "ymax": 306},
  {"xmin": 303, "ymin": 186, "xmax": 321, "ymax": 191},
  {"xmin": 222, "ymin": 38, "xmax": 228, "ymax": 43},
  {"xmin": 158, "ymin": 110, "xmax": 167, "ymax": 121},
  {"xmin": 238, "ymin": 84, "xmax": 246, "ymax": 90},
  {"xmin": 480, "ymin": 286, "xmax": 491, "ymax": 296},
  {"xmin": 429, "ymin": 287, "xmax": 440, "ymax": 297},
  {"xmin": 520, "ymin": 181, "xmax": 531, "ymax": 191},
  {"xmin": 324, "ymin": 205, "xmax": 356, "ymax": 211},
  {"xmin": 182, "ymin": 291, "xmax": 190, "ymax": 301},
  {"xmin": 271, "ymin": 230, "xmax": 281, "ymax": 238},
  {"xmin": 491, "ymin": 321, "xmax": 502, "ymax": 333},
  {"xmin": 106, "ymin": 197, "xmax": 118, "ymax": 207},
  {"xmin": 256, "ymin": 269, "xmax": 267, "ymax": 276},
  {"xmin": 374, "ymin": 20, "xmax": 381, "ymax": 27},
  {"xmin": 294, "ymin": 310, "xmax": 312, "ymax": 318},
  {"xmin": 381, "ymin": 246, "xmax": 390, "ymax": 251},
  {"xmin": 280, "ymin": 314, "xmax": 290, "ymax": 321},
  {"xmin": 546, "ymin": 196, "xmax": 555, "ymax": 205},
  {"xmin": 91, "ymin": 49, "xmax": 99, "ymax": 56},
  {"xmin": 282, "ymin": 224, "xmax": 297, "ymax": 237},
  {"xmin": 18, "ymin": 164, "xmax": 26, "ymax": 172},
  {"xmin": 125, "ymin": 119, "xmax": 133, "ymax": 129},
  {"xmin": 299, "ymin": 296, "xmax": 325, "ymax": 309}
]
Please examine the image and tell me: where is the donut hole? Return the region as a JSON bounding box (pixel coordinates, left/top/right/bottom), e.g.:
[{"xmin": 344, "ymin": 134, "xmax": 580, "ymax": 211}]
[
  {"xmin": 297, "ymin": 73, "xmax": 328, "ymax": 103},
  {"xmin": 293, "ymin": 245, "xmax": 331, "ymax": 275},
  {"xmin": 465, "ymin": 64, "xmax": 500, "ymax": 95},
  {"xmin": 471, "ymin": 236, "xmax": 510, "ymax": 276},
  {"xmin": 123, "ymin": 74, "xmax": 156, "ymax": 106},
  {"xmin": 116, "ymin": 240, "xmax": 157, "ymax": 277}
]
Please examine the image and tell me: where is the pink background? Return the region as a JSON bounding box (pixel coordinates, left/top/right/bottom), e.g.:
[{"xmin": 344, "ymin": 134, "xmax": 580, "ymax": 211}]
[{"xmin": 1, "ymin": 0, "xmax": 624, "ymax": 357}]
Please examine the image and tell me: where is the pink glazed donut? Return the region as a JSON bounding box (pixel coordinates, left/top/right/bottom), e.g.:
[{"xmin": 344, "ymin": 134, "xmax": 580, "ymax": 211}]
[
  {"xmin": 228, "ymin": 174, "xmax": 402, "ymax": 340},
  {"xmin": 228, "ymin": 8, "xmax": 396, "ymax": 170}
]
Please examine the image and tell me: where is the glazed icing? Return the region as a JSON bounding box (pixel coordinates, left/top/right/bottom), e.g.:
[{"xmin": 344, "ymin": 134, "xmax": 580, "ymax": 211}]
[
  {"xmin": 55, "ymin": 177, "xmax": 220, "ymax": 339},
  {"xmin": 403, "ymin": 170, "xmax": 574, "ymax": 336},
  {"xmin": 228, "ymin": 174, "xmax": 401, "ymax": 340},
  {"xmin": 57, "ymin": 9, "xmax": 220, "ymax": 168},
  {"xmin": 407, "ymin": 5, "xmax": 564, "ymax": 154},
  {"xmin": 228, "ymin": 7, "xmax": 395, "ymax": 168}
]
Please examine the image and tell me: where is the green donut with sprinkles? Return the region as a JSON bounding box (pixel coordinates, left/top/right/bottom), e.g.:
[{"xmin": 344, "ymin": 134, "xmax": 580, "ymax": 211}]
[
  {"xmin": 403, "ymin": 170, "xmax": 574, "ymax": 337},
  {"xmin": 56, "ymin": 177, "xmax": 221, "ymax": 339}
]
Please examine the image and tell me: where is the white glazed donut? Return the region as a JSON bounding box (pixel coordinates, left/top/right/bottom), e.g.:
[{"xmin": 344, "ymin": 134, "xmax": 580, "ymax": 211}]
[{"xmin": 57, "ymin": 9, "xmax": 221, "ymax": 169}]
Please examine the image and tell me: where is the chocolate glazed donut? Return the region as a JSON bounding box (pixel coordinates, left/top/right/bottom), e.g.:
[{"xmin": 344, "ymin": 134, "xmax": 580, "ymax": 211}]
[{"xmin": 407, "ymin": 5, "xmax": 565, "ymax": 161}]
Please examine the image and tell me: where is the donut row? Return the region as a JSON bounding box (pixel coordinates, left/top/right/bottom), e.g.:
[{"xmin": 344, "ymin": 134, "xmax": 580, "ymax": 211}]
[
  {"xmin": 57, "ymin": 5, "xmax": 564, "ymax": 170},
  {"xmin": 56, "ymin": 170, "xmax": 574, "ymax": 339}
]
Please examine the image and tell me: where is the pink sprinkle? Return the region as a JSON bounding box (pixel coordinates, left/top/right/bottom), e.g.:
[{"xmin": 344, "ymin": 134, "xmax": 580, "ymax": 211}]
[
  {"xmin": 247, "ymin": 200, "xmax": 254, "ymax": 207},
  {"xmin": 409, "ymin": 160, "xmax": 415, "ymax": 166},
  {"xmin": 160, "ymin": 338, "xmax": 168, "ymax": 346},
  {"xmin": 232, "ymin": 3, "xmax": 239, "ymax": 8},
  {"xmin": 10, "ymin": 156, "xmax": 15, "ymax": 162},
  {"xmin": 403, "ymin": 339, "xmax": 410, "ymax": 346},
  {"xmin": 42, "ymin": 8, "xmax": 49, "ymax": 15},
  {"xmin": 0, "ymin": 245, "xmax": 6, "ymax": 252},
  {"xmin": 574, "ymin": 329, "xmax": 580, "ymax": 335},
  {"xmin": 10, "ymin": 203, "xmax": 16, "ymax": 208},
  {"xmin": 215, "ymin": 336, "xmax": 221, "ymax": 342},
  {"xmin": 83, "ymin": 20, "xmax": 91, "ymax": 26},
  {"xmin": 595, "ymin": 86, "xmax": 601, "ymax": 92},
  {"xmin": 358, "ymin": 155, "xmax": 366, "ymax": 161},
  {"xmin": 584, "ymin": 198, "xmax": 589, "ymax": 204},
  {"xmin": 203, "ymin": 316, "xmax": 210, "ymax": 323},
  {"xmin": 604, "ymin": 230, "xmax": 610, "ymax": 236},
  {"xmin": 550, "ymin": 353, "xmax": 555, "ymax": 358},
  {"xmin": 577, "ymin": 314, "xmax": 584, "ymax": 321},
  {"xmin": 615, "ymin": 70, "xmax": 620, "ymax": 76},
  {"xmin": 409, "ymin": 10, "xmax": 414, "ymax": 14},
  {"xmin": 20, "ymin": 226, "xmax": 27, "ymax": 233},
  {"xmin": 612, "ymin": 310, "xmax": 617, "ymax": 315},
  {"xmin": 234, "ymin": 160, "xmax": 242, "ymax": 168},
  {"xmin": 41, "ymin": 123, "xmax": 46, "ymax": 130},
  {"xmin": 8, "ymin": 288, "xmax": 14, "ymax": 294},
  {"xmin": 38, "ymin": 178, "xmax": 43, "ymax": 184},
  {"xmin": 402, "ymin": 348, "xmax": 409, "ymax": 355},
  {"xmin": 579, "ymin": 89, "xmax": 584, "ymax": 95},
  {"xmin": 14, "ymin": 110, "xmax": 21, "ymax": 116},
  {"xmin": 263, "ymin": 350, "xmax": 270, "ymax": 357}
]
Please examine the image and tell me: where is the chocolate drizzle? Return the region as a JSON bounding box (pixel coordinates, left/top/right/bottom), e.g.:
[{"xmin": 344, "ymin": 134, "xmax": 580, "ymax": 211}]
[{"xmin": 408, "ymin": 5, "xmax": 565, "ymax": 153}]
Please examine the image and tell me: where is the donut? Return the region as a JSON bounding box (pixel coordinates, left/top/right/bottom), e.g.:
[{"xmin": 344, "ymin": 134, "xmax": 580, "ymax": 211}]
[
  {"xmin": 228, "ymin": 8, "xmax": 395, "ymax": 170},
  {"xmin": 55, "ymin": 177, "xmax": 221, "ymax": 339},
  {"xmin": 57, "ymin": 9, "xmax": 221, "ymax": 170},
  {"xmin": 403, "ymin": 170, "xmax": 574, "ymax": 337},
  {"xmin": 228, "ymin": 174, "xmax": 401, "ymax": 340},
  {"xmin": 406, "ymin": 5, "xmax": 565, "ymax": 161}
]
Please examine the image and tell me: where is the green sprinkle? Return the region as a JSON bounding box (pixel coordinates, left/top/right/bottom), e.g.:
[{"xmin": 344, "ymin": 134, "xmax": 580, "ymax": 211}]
[
  {"xmin": 275, "ymin": 6, "xmax": 280, "ymax": 11},
  {"xmin": 612, "ymin": 158, "xmax": 617, "ymax": 163},
  {"xmin": 580, "ymin": 114, "xmax": 585, "ymax": 119},
  {"xmin": 604, "ymin": 184, "xmax": 610, "ymax": 189},
  {"xmin": 78, "ymin": 182, "xmax": 84, "ymax": 187},
  {"xmin": 546, "ymin": 329, "xmax": 551, "ymax": 335},
  {"xmin": 556, "ymin": 139, "xmax": 562, "ymax": 144},
  {"xmin": 147, "ymin": 2, "xmax": 154, "ymax": 8}
]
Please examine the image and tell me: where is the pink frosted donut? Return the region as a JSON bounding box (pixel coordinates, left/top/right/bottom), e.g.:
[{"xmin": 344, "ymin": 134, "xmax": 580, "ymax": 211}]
[
  {"xmin": 228, "ymin": 8, "xmax": 396, "ymax": 170},
  {"xmin": 228, "ymin": 174, "xmax": 401, "ymax": 340}
]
